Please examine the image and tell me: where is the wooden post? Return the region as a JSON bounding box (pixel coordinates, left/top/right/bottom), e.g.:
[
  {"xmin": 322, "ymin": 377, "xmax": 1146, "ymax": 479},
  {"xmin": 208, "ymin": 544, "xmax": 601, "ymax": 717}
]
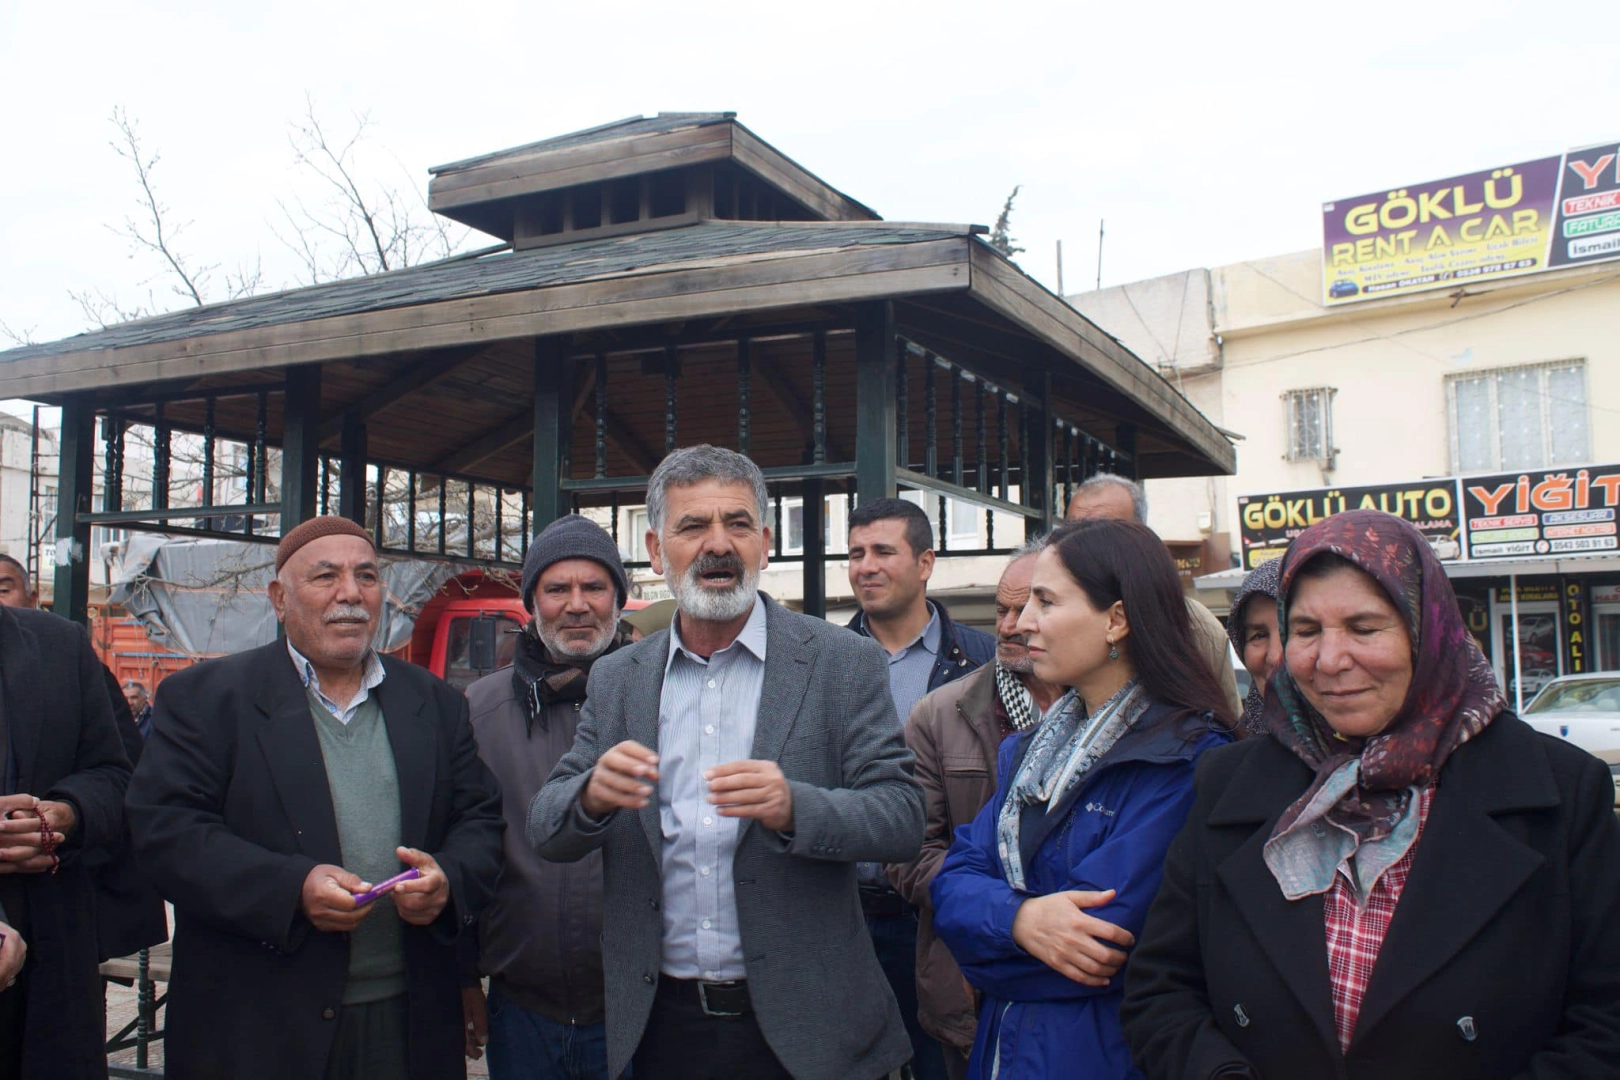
[
  {"xmin": 854, "ymin": 302, "xmax": 897, "ymax": 504},
  {"xmin": 53, "ymin": 393, "xmax": 94, "ymax": 624},
  {"xmin": 1023, "ymin": 364, "xmax": 1055, "ymax": 538},
  {"xmin": 1116, "ymin": 422, "xmax": 1139, "ymax": 482},
  {"xmin": 531, "ymin": 338, "xmax": 571, "ymax": 529},
  {"xmin": 338, "ymin": 411, "xmax": 368, "ymax": 525},
  {"xmin": 280, "ymin": 365, "xmax": 321, "ymax": 530},
  {"xmin": 801, "ymin": 479, "xmax": 826, "ymax": 619}
]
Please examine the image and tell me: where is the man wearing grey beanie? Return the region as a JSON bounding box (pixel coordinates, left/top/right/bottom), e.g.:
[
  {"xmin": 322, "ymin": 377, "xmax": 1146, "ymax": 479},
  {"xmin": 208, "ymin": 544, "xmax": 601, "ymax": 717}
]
[{"xmin": 462, "ymin": 514, "xmax": 630, "ymax": 1079}]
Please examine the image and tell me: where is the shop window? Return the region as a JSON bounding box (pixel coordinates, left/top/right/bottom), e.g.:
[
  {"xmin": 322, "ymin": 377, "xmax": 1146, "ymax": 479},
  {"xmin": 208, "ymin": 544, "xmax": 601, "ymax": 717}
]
[
  {"xmin": 1282, "ymin": 387, "xmax": 1335, "ymax": 465},
  {"xmin": 948, "ymin": 498, "xmax": 981, "ymax": 548},
  {"xmin": 1447, "ymin": 360, "xmax": 1589, "ymax": 474}
]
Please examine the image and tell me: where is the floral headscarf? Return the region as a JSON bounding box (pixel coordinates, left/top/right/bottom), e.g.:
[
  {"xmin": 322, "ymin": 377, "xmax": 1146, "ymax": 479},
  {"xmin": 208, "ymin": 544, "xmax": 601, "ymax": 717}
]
[
  {"xmin": 1227, "ymin": 558, "xmax": 1283, "ymax": 738},
  {"xmin": 1261, "ymin": 511, "xmax": 1505, "ymax": 902}
]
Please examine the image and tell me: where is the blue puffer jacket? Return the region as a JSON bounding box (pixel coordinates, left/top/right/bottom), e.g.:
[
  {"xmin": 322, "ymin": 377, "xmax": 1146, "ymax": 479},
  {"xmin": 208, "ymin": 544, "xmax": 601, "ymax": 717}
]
[{"xmin": 931, "ymin": 703, "xmax": 1230, "ymax": 1080}]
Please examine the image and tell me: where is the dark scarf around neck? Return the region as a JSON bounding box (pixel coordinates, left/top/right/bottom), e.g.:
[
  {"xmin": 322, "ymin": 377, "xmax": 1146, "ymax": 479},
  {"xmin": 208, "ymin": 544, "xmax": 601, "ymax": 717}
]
[{"xmin": 511, "ymin": 619, "xmax": 632, "ymax": 733}]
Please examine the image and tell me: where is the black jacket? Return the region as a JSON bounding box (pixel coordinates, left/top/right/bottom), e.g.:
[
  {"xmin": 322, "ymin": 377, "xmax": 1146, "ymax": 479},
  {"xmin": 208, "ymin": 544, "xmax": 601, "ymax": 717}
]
[
  {"xmin": 847, "ymin": 598, "xmax": 996, "ymax": 695},
  {"xmin": 90, "ymin": 664, "xmax": 168, "ymax": 962},
  {"xmin": 1121, "ymin": 714, "xmax": 1620, "ymax": 1080},
  {"xmin": 0, "ymin": 606, "xmax": 133, "ymax": 1080},
  {"xmin": 126, "ymin": 641, "xmax": 505, "ymax": 1080}
]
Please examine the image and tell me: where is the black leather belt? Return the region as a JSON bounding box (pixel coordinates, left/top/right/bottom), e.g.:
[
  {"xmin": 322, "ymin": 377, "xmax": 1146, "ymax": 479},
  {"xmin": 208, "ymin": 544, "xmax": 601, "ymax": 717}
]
[
  {"xmin": 659, "ymin": 975, "xmax": 753, "ymax": 1017},
  {"xmin": 859, "ymin": 883, "xmax": 911, "ymax": 918}
]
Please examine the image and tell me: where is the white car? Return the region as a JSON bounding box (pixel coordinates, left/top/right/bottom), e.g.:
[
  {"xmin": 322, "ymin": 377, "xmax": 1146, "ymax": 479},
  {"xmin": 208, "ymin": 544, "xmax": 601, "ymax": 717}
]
[{"xmin": 1521, "ymin": 674, "xmax": 1620, "ymax": 806}]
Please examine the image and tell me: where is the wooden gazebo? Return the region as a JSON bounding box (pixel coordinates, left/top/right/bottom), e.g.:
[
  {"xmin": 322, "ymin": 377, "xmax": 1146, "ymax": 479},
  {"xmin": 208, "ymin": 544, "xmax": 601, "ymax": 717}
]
[{"xmin": 0, "ymin": 112, "xmax": 1234, "ymax": 623}]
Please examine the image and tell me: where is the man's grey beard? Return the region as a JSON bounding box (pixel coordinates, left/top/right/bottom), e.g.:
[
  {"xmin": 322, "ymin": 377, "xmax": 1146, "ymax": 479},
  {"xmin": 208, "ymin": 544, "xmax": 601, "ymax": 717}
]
[
  {"xmin": 538, "ymin": 614, "xmax": 620, "ymax": 662},
  {"xmin": 667, "ymin": 557, "xmax": 760, "ymax": 623},
  {"xmin": 998, "ymin": 641, "xmax": 1035, "ymax": 675}
]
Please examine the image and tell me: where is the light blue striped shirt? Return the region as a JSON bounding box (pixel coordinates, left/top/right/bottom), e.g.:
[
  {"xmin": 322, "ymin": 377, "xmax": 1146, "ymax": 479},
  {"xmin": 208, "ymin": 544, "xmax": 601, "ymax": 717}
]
[
  {"xmin": 657, "ymin": 595, "xmax": 768, "ymax": 981},
  {"xmin": 287, "ymin": 640, "xmax": 386, "ymax": 726}
]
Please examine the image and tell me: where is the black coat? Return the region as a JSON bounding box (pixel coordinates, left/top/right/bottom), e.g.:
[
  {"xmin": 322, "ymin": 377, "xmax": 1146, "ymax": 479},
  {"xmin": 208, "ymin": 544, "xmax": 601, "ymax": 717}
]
[
  {"xmin": 1121, "ymin": 714, "xmax": 1620, "ymax": 1080},
  {"xmin": 126, "ymin": 641, "xmax": 505, "ymax": 1080},
  {"xmin": 89, "ymin": 664, "xmax": 168, "ymax": 961},
  {"xmin": 0, "ymin": 606, "xmax": 133, "ymax": 1080}
]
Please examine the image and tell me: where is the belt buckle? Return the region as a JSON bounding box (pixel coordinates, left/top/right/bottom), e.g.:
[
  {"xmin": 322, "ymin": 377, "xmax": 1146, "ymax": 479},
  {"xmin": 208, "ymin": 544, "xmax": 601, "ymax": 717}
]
[{"xmin": 697, "ymin": 980, "xmax": 743, "ymax": 1018}]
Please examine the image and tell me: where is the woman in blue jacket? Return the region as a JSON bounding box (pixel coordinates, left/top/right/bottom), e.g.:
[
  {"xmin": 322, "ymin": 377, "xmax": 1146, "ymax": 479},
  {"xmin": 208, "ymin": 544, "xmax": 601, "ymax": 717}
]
[{"xmin": 932, "ymin": 518, "xmax": 1235, "ymax": 1079}]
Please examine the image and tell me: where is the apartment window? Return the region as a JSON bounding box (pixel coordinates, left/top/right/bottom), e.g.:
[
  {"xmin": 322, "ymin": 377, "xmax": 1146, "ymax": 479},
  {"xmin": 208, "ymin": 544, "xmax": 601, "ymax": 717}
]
[
  {"xmin": 947, "ymin": 498, "xmax": 981, "ymax": 548},
  {"xmin": 1448, "ymin": 360, "xmax": 1589, "ymax": 473},
  {"xmin": 1282, "ymin": 387, "xmax": 1336, "ymax": 464}
]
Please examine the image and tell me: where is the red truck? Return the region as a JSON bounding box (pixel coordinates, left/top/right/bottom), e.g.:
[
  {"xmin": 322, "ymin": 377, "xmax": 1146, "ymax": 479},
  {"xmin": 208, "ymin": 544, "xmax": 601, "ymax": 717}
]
[{"xmin": 92, "ymin": 569, "xmax": 643, "ymax": 693}]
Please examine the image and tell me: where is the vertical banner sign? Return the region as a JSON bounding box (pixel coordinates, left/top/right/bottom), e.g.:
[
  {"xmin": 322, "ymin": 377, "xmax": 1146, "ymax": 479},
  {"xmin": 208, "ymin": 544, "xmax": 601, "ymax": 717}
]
[
  {"xmin": 1237, "ymin": 481, "xmax": 1462, "ymax": 570},
  {"xmin": 1461, "ymin": 463, "xmax": 1620, "ymax": 559},
  {"xmin": 1562, "ymin": 577, "xmax": 1590, "ymax": 674},
  {"xmin": 1322, "ymin": 140, "xmax": 1620, "ymax": 305},
  {"xmin": 1551, "ymin": 140, "xmax": 1620, "ymax": 268}
]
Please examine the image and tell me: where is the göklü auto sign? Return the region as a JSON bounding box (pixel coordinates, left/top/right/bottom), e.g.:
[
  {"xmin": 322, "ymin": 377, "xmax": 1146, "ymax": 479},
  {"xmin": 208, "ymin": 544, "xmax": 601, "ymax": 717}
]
[{"xmin": 1321, "ymin": 140, "xmax": 1620, "ymax": 305}]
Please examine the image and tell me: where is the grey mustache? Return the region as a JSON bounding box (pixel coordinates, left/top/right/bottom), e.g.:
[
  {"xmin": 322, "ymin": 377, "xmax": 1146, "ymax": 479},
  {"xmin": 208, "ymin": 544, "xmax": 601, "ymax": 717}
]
[{"xmin": 324, "ymin": 604, "xmax": 372, "ymax": 624}]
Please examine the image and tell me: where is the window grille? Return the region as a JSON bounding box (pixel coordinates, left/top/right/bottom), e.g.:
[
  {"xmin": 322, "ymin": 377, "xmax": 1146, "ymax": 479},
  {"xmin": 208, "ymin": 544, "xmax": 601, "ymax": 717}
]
[
  {"xmin": 1446, "ymin": 360, "xmax": 1588, "ymax": 474},
  {"xmin": 1282, "ymin": 387, "xmax": 1336, "ymax": 464}
]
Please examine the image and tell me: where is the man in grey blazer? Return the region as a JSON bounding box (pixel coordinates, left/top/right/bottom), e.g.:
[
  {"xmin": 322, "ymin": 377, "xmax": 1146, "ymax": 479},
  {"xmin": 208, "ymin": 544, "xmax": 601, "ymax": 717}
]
[{"xmin": 530, "ymin": 445, "xmax": 925, "ymax": 1080}]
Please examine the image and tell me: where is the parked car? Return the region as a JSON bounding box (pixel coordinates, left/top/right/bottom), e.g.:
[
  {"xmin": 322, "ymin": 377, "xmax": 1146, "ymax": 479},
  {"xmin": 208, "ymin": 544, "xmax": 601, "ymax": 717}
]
[{"xmin": 1522, "ymin": 673, "xmax": 1620, "ymax": 807}]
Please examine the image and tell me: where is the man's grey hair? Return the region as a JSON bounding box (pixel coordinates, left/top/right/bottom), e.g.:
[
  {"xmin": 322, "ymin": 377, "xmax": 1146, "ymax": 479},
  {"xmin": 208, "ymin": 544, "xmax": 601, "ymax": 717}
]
[
  {"xmin": 1075, "ymin": 472, "xmax": 1148, "ymax": 524},
  {"xmin": 1010, "ymin": 534, "xmax": 1047, "ymax": 560},
  {"xmin": 646, "ymin": 445, "xmax": 770, "ymax": 534}
]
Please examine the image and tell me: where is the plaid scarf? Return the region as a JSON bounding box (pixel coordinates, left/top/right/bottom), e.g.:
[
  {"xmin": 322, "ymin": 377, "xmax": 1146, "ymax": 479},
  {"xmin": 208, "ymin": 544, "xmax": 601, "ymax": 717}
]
[{"xmin": 995, "ymin": 662, "xmax": 1039, "ymax": 733}]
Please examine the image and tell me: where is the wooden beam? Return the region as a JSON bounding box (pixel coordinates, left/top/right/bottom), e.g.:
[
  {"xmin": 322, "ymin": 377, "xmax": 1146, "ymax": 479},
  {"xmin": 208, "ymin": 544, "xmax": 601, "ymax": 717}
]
[
  {"xmin": 854, "ymin": 302, "xmax": 898, "ymax": 504},
  {"xmin": 280, "ymin": 365, "xmax": 321, "ymax": 527},
  {"xmin": 531, "ymin": 339, "xmax": 569, "ymax": 528},
  {"xmin": 431, "ymin": 410, "xmax": 535, "ymax": 475},
  {"xmin": 52, "ymin": 394, "xmax": 94, "ymax": 624},
  {"xmin": 753, "ymin": 356, "xmax": 850, "ymax": 462},
  {"xmin": 317, "ymin": 346, "xmax": 483, "ymax": 441},
  {"xmin": 0, "ymin": 237, "xmax": 971, "ymax": 399},
  {"xmin": 338, "ymin": 411, "xmax": 367, "ymax": 524},
  {"xmin": 603, "ymin": 408, "xmax": 660, "ymax": 475}
]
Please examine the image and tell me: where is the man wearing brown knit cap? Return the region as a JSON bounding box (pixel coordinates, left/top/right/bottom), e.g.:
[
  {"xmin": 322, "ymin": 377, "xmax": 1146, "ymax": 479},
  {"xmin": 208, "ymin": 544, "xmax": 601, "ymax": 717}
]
[{"xmin": 127, "ymin": 516, "xmax": 505, "ymax": 1080}]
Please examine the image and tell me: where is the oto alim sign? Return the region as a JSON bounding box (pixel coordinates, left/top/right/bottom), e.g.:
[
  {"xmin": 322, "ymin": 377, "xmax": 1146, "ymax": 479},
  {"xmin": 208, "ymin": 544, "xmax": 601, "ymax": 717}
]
[
  {"xmin": 1321, "ymin": 139, "xmax": 1620, "ymax": 305},
  {"xmin": 1238, "ymin": 481, "xmax": 1462, "ymax": 570},
  {"xmin": 1461, "ymin": 464, "xmax": 1620, "ymax": 560}
]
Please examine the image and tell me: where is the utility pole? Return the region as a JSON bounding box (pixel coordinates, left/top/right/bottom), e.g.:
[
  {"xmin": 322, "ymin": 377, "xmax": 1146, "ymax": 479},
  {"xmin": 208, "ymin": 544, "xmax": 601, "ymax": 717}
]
[
  {"xmin": 1096, "ymin": 219, "xmax": 1105, "ymax": 290},
  {"xmin": 1055, "ymin": 239, "xmax": 1065, "ymax": 296}
]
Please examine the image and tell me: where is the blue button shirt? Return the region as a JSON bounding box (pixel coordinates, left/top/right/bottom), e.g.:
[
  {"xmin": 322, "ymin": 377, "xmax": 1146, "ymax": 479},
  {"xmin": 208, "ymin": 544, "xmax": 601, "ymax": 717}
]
[
  {"xmin": 880, "ymin": 605, "xmax": 941, "ymax": 724},
  {"xmin": 656, "ymin": 596, "xmax": 768, "ymax": 981}
]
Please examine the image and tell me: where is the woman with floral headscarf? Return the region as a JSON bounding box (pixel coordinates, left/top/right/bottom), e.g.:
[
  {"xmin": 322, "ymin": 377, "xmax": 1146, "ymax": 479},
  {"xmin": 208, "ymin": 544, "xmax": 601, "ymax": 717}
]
[{"xmin": 1121, "ymin": 510, "xmax": 1620, "ymax": 1079}]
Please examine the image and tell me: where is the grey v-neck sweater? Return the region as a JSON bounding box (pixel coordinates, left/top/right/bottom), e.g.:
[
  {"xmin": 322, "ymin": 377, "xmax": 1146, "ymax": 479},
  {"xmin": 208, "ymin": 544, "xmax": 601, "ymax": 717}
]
[{"xmin": 308, "ymin": 692, "xmax": 407, "ymax": 1004}]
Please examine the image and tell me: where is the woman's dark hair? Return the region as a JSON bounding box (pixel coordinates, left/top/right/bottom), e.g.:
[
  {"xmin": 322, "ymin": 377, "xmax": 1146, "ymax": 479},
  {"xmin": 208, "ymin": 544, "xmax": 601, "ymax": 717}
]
[
  {"xmin": 1289, "ymin": 551, "xmax": 1360, "ymax": 587},
  {"xmin": 1045, "ymin": 518, "xmax": 1237, "ymax": 730}
]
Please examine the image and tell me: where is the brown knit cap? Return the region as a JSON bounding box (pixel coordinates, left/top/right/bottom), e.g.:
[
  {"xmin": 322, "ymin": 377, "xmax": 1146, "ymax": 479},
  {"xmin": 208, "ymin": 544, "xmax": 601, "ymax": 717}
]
[{"xmin": 275, "ymin": 516, "xmax": 375, "ymax": 573}]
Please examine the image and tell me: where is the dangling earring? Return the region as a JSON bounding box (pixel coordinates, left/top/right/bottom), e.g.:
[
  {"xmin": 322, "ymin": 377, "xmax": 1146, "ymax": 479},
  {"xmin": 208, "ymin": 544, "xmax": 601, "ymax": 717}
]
[{"xmin": 1108, "ymin": 639, "xmax": 1119, "ymax": 661}]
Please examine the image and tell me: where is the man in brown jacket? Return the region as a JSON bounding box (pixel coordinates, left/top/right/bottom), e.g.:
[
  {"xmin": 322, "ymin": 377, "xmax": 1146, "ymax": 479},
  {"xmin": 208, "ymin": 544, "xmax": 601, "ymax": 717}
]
[
  {"xmin": 462, "ymin": 515, "xmax": 631, "ymax": 1079},
  {"xmin": 886, "ymin": 543, "xmax": 1063, "ymax": 1079}
]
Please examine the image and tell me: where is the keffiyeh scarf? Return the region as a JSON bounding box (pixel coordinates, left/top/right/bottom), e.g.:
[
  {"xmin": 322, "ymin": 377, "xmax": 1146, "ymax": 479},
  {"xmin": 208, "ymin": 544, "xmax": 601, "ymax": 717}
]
[{"xmin": 995, "ymin": 661, "xmax": 1039, "ymax": 733}]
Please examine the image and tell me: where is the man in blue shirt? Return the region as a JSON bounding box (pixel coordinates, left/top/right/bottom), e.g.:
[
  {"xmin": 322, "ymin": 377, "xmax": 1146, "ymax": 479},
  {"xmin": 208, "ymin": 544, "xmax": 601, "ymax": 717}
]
[{"xmin": 845, "ymin": 497, "xmax": 994, "ymax": 1080}]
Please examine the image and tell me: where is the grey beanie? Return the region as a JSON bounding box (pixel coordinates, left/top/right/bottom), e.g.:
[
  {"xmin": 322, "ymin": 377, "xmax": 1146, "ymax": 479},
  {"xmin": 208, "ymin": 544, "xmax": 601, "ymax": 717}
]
[{"xmin": 520, "ymin": 514, "xmax": 630, "ymax": 613}]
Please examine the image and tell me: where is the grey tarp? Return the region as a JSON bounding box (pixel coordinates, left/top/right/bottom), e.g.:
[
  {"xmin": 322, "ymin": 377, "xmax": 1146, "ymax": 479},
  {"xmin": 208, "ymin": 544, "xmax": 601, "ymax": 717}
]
[{"xmin": 108, "ymin": 534, "xmax": 460, "ymax": 657}]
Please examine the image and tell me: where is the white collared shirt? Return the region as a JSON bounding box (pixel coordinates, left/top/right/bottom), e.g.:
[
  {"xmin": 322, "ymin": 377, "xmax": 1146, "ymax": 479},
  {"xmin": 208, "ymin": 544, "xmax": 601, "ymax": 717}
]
[{"xmin": 287, "ymin": 640, "xmax": 387, "ymax": 726}]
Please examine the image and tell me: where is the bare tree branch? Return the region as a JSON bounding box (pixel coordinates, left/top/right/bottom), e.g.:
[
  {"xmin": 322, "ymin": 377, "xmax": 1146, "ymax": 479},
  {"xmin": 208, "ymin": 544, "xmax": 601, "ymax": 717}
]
[
  {"xmin": 107, "ymin": 106, "xmax": 213, "ymax": 307},
  {"xmin": 0, "ymin": 320, "xmax": 38, "ymax": 347}
]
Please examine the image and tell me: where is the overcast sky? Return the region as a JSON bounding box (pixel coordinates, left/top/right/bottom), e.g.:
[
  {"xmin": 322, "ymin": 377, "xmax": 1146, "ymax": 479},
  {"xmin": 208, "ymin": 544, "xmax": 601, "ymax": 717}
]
[{"xmin": 1, "ymin": 0, "xmax": 1613, "ymax": 350}]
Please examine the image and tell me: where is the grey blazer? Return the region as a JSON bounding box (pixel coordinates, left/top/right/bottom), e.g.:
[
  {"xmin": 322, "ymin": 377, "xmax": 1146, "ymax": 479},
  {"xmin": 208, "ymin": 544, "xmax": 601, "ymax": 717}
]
[{"xmin": 529, "ymin": 595, "xmax": 925, "ymax": 1080}]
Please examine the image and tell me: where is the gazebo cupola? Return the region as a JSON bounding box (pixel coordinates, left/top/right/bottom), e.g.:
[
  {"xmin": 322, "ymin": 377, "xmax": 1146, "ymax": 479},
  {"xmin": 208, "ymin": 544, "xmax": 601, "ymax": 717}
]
[{"xmin": 428, "ymin": 112, "xmax": 879, "ymax": 248}]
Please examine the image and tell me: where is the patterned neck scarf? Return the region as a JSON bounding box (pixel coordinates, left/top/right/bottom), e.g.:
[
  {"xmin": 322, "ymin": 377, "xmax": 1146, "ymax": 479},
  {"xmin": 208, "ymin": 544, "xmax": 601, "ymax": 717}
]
[
  {"xmin": 1261, "ymin": 511, "xmax": 1505, "ymax": 902},
  {"xmin": 997, "ymin": 679, "xmax": 1150, "ymax": 890},
  {"xmin": 995, "ymin": 661, "xmax": 1039, "ymax": 733}
]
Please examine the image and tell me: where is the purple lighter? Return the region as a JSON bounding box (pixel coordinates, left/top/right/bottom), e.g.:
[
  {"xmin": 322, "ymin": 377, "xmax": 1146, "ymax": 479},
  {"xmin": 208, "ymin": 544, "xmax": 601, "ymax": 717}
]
[{"xmin": 352, "ymin": 868, "xmax": 422, "ymax": 906}]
